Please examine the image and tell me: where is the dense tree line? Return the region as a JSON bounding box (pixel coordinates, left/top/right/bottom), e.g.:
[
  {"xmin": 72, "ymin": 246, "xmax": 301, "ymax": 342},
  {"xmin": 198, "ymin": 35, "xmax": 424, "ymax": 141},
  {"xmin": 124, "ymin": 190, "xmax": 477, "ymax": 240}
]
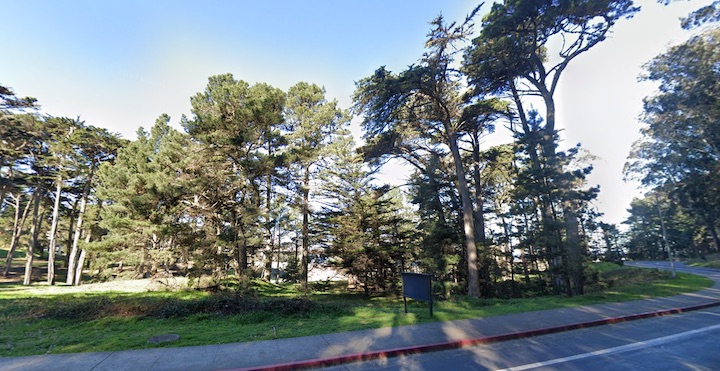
[
  {"xmin": 355, "ymin": 0, "xmax": 636, "ymax": 297},
  {"xmin": 624, "ymin": 24, "xmax": 720, "ymax": 260},
  {"xmin": 3, "ymin": 0, "xmax": 715, "ymax": 299},
  {"xmin": 0, "ymin": 89, "xmax": 125, "ymax": 285}
]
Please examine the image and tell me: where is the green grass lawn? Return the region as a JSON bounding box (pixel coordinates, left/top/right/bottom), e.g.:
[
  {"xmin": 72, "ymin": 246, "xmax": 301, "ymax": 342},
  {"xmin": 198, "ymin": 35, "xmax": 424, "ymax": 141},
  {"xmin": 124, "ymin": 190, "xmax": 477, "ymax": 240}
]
[{"xmin": 0, "ymin": 263, "xmax": 713, "ymax": 357}]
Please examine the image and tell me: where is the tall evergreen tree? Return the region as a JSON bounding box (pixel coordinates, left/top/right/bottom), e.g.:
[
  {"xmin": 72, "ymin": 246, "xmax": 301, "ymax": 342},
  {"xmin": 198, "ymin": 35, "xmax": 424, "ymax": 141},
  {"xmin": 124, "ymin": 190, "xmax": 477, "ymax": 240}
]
[
  {"xmin": 41, "ymin": 117, "xmax": 85, "ymax": 284},
  {"xmin": 626, "ymin": 28, "xmax": 720, "ymax": 253},
  {"xmin": 318, "ymin": 130, "xmax": 416, "ymax": 295},
  {"xmin": 94, "ymin": 115, "xmax": 188, "ymax": 278},
  {"xmin": 463, "ymin": 0, "xmax": 637, "ymax": 295},
  {"xmin": 284, "ymin": 82, "xmax": 350, "ymax": 290},
  {"xmin": 184, "ymin": 74, "xmax": 285, "ymax": 276},
  {"xmin": 0, "ymin": 111, "xmax": 42, "ymax": 278},
  {"xmin": 354, "ymin": 9, "xmax": 503, "ymax": 297},
  {"xmin": 64, "ymin": 125, "xmax": 123, "ymax": 285}
]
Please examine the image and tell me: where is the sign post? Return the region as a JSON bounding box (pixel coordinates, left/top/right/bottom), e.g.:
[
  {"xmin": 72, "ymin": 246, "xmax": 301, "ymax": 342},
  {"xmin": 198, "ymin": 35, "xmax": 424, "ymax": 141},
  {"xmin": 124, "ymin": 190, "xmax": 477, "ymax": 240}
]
[{"xmin": 401, "ymin": 273, "xmax": 433, "ymax": 316}]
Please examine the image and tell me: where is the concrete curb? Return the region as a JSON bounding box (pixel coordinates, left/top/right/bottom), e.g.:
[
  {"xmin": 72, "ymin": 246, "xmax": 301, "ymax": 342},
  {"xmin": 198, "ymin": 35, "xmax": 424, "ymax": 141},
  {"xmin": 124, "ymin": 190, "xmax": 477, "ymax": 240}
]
[{"xmin": 226, "ymin": 300, "xmax": 720, "ymax": 371}]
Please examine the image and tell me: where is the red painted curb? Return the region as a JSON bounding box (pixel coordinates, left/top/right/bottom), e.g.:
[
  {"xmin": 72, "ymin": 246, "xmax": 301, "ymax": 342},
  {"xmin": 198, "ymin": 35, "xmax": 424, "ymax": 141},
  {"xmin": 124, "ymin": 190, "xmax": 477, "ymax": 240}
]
[{"xmin": 222, "ymin": 300, "xmax": 720, "ymax": 371}]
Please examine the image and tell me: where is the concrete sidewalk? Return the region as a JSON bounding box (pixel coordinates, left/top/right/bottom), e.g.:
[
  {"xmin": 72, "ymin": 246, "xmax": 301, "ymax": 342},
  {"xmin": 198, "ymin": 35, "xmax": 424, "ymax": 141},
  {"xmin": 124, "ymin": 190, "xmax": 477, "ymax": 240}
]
[{"xmin": 2, "ymin": 262, "xmax": 719, "ymax": 371}]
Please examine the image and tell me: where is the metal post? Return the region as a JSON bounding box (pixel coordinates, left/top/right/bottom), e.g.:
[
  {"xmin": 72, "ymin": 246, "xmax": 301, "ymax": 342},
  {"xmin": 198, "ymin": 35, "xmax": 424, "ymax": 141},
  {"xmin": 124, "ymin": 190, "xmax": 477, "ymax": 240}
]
[{"xmin": 427, "ymin": 275, "xmax": 433, "ymax": 317}]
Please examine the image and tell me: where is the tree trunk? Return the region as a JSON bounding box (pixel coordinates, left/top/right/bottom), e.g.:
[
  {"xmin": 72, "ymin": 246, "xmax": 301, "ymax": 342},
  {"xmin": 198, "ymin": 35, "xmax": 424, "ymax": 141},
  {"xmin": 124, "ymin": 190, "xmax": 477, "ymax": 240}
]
[
  {"xmin": 543, "ymin": 90, "xmax": 585, "ymax": 295},
  {"xmin": 2, "ymin": 194, "xmax": 22, "ymax": 277},
  {"xmin": 521, "ymin": 212, "xmax": 532, "ymax": 283},
  {"xmin": 564, "ymin": 203, "xmax": 583, "ymax": 296},
  {"xmin": 23, "ymin": 188, "xmax": 43, "ymax": 285},
  {"xmin": 240, "ymin": 239, "xmax": 248, "ymax": 275},
  {"xmin": 267, "ymin": 231, "xmax": 280, "ymax": 282},
  {"xmin": 3, "ymin": 192, "xmax": 34, "ymax": 276},
  {"xmin": 264, "ymin": 157, "xmax": 273, "ymax": 281},
  {"xmin": 265, "ymin": 239, "xmax": 274, "ymax": 282},
  {"xmin": 0, "ymin": 161, "xmax": 11, "ymax": 217},
  {"xmin": 294, "ymin": 235, "xmax": 299, "ymax": 264},
  {"xmin": 47, "ymin": 179, "xmax": 63, "ymax": 285},
  {"xmin": 471, "ymin": 132, "xmax": 492, "ymax": 295},
  {"xmin": 64, "ymin": 197, "xmax": 79, "ymax": 267},
  {"xmin": 73, "ymin": 249, "xmax": 87, "ymax": 286},
  {"xmin": 657, "ymin": 201, "xmax": 676, "ymax": 278},
  {"xmin": 275, "ymin": 232, "xmax": 281, "ymax": 284},
  {"xmin": 73, "ymin": 227, "xmax": 93, "ymax": 286},
  {"xmin": 511, "ymin": 81, "xmax": 567, "ymax": 294},
  {"xmin": 708, "ymin": 222, "xmax": 720, "ymax": 253},
  {"xmin": 67, "ymin": 170, "xmax": 93, "ymax": 285},
  {"xmin": 501, "ymin": 214, "xmax": 514, "ymax": 277},
  {"xmin": 471, "ymin": 133, "xmax": 487, "ymax": 244},
  {"xmin": 446, "ymin": 130, "xmax": 479, "ymax": 298},
  {"xmin": 236, "ymin": 218, "xmax": 248, "ymax": 274},
  {"xmin": 301, "ymin": 166, "xmax": 311, "ymax": 291}
]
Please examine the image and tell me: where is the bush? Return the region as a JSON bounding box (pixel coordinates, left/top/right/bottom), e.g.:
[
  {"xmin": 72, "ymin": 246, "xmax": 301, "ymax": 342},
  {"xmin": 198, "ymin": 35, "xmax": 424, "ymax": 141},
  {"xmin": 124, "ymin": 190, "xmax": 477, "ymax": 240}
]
[
  {"xmin": 310, "ymin": 279, "xmax": 333, "ymax": 292},
  {"xmin": 33, "ymin": 290, "xmax": 352, "ymax": 320},
  {"xmin": 494, "ymin": 278, "xmax": 550, "ymax": 299},
  {"xmin": 282, "ymin": 257, "xmax": 301, "ymax": 282}
]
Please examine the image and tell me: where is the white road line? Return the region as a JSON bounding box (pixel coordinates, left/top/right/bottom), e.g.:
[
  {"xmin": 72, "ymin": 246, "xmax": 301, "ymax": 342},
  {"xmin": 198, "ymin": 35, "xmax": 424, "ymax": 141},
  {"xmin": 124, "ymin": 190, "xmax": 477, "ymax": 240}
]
[{"xmin": 495, "ymin": 323, "xmax": 720, "ymax": 371}]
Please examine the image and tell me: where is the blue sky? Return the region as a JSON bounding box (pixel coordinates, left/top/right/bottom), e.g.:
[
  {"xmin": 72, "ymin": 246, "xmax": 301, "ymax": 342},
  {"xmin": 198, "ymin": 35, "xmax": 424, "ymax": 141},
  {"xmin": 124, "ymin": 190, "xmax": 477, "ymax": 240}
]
[
  {"xmin": 2, "ymin": 0, "xmax": 477, "ymax": 135},
  {"xmin": 1, "ymin": 0, "xmax": 712, "ymax": 226}
]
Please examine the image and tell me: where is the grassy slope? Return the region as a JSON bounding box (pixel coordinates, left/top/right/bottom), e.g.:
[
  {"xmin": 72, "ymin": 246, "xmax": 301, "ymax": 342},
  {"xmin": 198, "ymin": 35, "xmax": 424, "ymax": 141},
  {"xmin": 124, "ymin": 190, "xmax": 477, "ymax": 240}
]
[
  {"xmin": 0, "ymin": 263, "xmax": 713, "ymax": 357},
  {"xmin": 686, "ymin": 253, "xmax": 720, "ymax": 269}
]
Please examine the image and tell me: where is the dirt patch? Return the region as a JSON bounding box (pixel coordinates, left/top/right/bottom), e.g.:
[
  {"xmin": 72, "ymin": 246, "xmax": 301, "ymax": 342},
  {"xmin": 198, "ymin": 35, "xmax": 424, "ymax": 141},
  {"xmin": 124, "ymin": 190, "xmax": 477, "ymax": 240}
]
[
  {"xmin": 1, "ymin": 259, "xmax": 185, "ymax": 294},
  {"xmin": 19, "ymin": 278, "xmax": 183, "ymax": 295}
]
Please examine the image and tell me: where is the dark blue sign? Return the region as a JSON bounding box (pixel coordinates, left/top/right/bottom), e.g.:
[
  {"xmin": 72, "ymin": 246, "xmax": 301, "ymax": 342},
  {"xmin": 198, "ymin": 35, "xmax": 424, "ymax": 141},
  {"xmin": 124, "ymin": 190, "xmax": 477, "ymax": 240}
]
[{"xmin": 402, "ymin": 273, "xmax": 433, "ymax": 316}]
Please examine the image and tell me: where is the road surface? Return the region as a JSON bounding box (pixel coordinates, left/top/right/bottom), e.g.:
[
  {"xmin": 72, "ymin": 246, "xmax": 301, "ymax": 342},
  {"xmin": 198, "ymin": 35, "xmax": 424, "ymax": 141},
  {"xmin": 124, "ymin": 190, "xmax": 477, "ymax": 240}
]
[{"xmin": 320, "ymin": 262, "xmax": 720, "ymax": 370}]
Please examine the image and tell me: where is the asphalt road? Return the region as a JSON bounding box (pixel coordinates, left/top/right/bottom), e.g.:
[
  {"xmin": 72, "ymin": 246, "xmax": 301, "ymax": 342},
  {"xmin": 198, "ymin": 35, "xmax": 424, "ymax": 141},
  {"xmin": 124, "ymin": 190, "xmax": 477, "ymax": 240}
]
[
  {"xmin": 320, "ymin": 262, "xmax": 720, "ymax": 371},
  {"xmin": 625, "ymin": 260, "xmax": 720, "ymax": 279}
]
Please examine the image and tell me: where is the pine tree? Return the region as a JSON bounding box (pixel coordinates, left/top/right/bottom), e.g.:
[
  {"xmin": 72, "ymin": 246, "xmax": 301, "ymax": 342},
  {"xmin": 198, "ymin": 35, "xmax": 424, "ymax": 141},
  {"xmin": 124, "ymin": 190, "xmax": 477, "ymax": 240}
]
[
  {"xmin": 318, "ymin": 131, "xmax": 417, "ymax": 295},
  {"xmin": 94, "ymin": 115, "xmax": 188, "ymax": 279},
  {"xmin": 353, "ymin": 9, "xmax": 501, "ymax": 297},
  {"xmin": 284, "ymin": 82, "xmax": 350, "ymax": 290}
]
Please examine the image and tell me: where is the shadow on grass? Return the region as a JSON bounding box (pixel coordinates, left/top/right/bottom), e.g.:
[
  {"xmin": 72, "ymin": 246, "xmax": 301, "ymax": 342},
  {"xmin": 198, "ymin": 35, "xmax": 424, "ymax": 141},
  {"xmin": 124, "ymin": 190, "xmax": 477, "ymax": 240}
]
[{"xmin": 11, "ymin": 291, "xmax": 353, "ymax": 321}]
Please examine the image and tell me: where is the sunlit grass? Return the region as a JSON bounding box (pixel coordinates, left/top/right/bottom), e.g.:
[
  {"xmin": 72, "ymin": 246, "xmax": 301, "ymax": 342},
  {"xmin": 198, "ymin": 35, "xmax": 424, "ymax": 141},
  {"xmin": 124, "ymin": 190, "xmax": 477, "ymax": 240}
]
[
  {"xmin": 686, "ymin": 254, "xmax": 720, "ymax": 269},
  {"xmin": 591, "ymin": 261, "xmax": 625, "ymax": 273}
]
